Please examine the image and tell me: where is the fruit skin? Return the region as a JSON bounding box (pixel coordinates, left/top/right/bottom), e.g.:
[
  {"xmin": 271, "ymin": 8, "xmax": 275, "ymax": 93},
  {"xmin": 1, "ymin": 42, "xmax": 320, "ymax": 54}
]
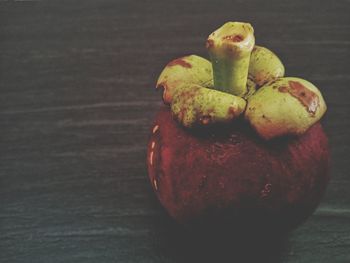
[{"xmin": 147, "ymin": 107, "xmax": 330, "ymax": 230}]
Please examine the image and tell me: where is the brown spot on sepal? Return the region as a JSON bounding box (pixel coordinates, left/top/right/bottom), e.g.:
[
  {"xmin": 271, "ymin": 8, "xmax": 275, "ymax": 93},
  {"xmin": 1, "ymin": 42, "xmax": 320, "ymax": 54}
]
[
  {"xmin": 222, "ymin": 34, "xmax": 244, "ymax": 42},
  {"xmin": 167, "ymin": 58, "xmax": 192, "ymax": 68},
  {"xmin": 199, "ymin": 115, "xmax": 212, "ymax": 125},
  {"xmin": 277, "ymin": 86, "xmax": 288, "ymax": 92},
  {"xmin": 227, "ymin": 106, "xmax": 238, "ymax": 118},
  {"xmin": 278, "ymin": 81, "xmax": 320, "ymax": 115}
]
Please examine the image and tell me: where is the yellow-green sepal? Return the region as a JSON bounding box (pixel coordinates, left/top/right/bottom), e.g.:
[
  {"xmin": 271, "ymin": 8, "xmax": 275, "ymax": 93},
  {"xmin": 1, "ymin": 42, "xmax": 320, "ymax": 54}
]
[
  {"xmin": 249, "ymin": 45, "xmax": 285, "ymax": 86},
  {"xmin": 245, "ymin": 77, "xmax": 327, "ymax": 140},
  {"xmin": 171, "ymin": 84, "xmax": 246, "ymax": 128},
  {"xmin": 156, "ymin": 55, "xmax": 213, "ymax": 104}
]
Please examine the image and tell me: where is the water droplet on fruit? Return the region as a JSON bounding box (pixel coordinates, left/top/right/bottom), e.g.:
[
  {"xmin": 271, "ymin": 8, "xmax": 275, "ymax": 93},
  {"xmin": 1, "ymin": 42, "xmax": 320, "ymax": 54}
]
[
  {"xmin": 219, "ymin": 182, "xmax": 225, "ymax": 189},
  {"xmin": 152, "ymin": 125, "xmax": 159, "ymax": 134},
  {"xmin": 213, "ymin": 142, "xmax": 223, "ymax": 149},
  {"xmin": 151, "ymin": 141, "xmax": 156, "ymax": 149},
  {"xmin": 265, "ymin": 183, "xmax": 272, "ymax": 191},
  {"xmin": 229, "ymin": 134, "xmax": 241, "ymax": 144},
  {"xmin": 149, "ymin": 151, "xmax": 154, "ymax": 166},
  {"xmin": 198, "ymin": 175, "xmax": 208, "ymax": 191},
  {"xmin": 260, "ymin": 183, "xmax": 272, "ymax": 198},
  {"xmin": 153, "ymin": 178, "xmax": 158, "ymax": 191}
]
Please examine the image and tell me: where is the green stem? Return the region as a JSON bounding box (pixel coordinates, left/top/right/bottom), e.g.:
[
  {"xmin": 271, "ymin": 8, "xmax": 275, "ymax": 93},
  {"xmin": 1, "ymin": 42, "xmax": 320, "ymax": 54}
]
[{"xmin": 206, "ymin": 22, "xmax": 255, "ymax": 97}]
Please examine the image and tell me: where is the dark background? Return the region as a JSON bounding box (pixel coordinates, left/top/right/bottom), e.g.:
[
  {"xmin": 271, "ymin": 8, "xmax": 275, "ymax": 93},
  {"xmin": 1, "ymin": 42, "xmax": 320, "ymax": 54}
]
[{"xmin": 1, "ymin": 0, "xmax": 349, "ymax": 262}]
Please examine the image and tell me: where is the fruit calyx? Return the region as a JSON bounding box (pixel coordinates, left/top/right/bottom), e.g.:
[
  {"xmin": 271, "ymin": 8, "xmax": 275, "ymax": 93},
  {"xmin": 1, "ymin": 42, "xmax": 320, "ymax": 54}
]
[{"xmin": 155, "ymin": 22, "xmax": 327, "ymax": 139}]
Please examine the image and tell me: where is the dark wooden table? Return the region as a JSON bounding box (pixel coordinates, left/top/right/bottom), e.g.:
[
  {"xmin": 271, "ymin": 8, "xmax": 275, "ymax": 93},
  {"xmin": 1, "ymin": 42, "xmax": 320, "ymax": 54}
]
[{"xmin": 1, "ymin": 0, "xmax": 349, "ymax": 262}]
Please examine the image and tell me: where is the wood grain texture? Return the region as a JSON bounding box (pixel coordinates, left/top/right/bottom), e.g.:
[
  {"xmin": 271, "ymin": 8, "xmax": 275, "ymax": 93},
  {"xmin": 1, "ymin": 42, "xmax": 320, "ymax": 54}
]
[{"xmin": 0, "ymin": 0, "xmax": 349, "ymax": 262}]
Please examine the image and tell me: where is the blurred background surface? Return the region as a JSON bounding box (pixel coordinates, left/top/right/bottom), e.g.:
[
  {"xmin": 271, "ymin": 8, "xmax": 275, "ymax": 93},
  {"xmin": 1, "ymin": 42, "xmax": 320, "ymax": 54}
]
[{"xmin": 1, "ymin": 0, "xmax": 349, "ymax": 262}]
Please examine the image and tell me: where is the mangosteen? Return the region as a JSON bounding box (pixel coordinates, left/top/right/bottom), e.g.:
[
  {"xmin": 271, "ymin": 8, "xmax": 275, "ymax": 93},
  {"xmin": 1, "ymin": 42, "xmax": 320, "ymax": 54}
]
[{"xmin": 147, "ymin": 22, "xmax": 330, "ymax": 232}]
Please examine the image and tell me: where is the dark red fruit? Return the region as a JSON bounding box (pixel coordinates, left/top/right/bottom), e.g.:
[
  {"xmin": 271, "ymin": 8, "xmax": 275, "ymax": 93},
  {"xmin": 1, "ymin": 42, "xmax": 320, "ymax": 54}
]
[{"xmin": 147, "ymin": 107, "xmax": 330, "ymax": 230}]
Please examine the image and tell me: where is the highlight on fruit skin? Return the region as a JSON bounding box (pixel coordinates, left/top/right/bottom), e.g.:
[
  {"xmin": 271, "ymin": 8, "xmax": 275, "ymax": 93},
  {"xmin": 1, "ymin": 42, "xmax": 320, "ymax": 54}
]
[{"xmin": 245, "ymin": 77, "xmax": 327, "ymax": 140}]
